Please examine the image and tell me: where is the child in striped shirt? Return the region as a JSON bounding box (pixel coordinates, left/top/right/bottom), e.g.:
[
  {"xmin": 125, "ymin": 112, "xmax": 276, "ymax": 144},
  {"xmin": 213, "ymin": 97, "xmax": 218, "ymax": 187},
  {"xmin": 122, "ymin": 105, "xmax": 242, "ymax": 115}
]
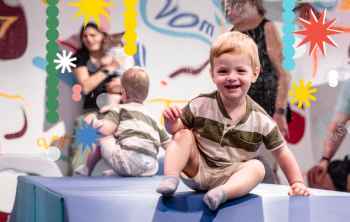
[
  {"xmin": 156, "ymin": 32, "xmax": 312, "ymax": 211},
  {"xmin": 75, "ymin": 66, "xmax": 171, "ymax": 177}
]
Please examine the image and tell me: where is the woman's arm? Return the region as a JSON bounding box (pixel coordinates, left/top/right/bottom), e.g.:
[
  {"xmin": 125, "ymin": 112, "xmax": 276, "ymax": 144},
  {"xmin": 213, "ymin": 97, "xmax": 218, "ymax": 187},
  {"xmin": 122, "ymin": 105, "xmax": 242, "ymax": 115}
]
[
  {"xmin": 73, "ymin": 66, "xmax": 108, "ymax": 95},
  {"xmin": 311, "ymin": 112, "xmax": 350, "ymax": 183},
  {"xmin": 264, "ymin": 21, "xmax": 292, "ymax": 110},
  {"xmin": 264, "ymin": 21, "xmax": 292, "ymax": 137}
]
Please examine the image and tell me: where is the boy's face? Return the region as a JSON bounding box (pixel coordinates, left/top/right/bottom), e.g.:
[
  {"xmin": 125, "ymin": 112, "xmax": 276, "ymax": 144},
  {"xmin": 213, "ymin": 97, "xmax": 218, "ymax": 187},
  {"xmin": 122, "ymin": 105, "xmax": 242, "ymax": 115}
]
[{"xmin": 210, "ymin": 53, "xmax": 259, "ymax": 101}]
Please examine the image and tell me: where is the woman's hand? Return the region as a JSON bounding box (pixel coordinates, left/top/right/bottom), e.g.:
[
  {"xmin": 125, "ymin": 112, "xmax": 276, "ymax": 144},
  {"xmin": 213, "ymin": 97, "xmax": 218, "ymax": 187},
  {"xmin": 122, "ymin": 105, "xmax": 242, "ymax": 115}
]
[
  {"xmin": 310, "ymin": 160, "xmax": 329, "ymax": 184},
  {"xmin": 100, "ymin": 63, "xmax": 117, "ymax": 72},
  {"xmin": 105, "ymin": 78, "xmax": 122, "ymax": 94},
  {"xmin": 273, "ymin": 113, "xmax": 289, "ymax": 138}
]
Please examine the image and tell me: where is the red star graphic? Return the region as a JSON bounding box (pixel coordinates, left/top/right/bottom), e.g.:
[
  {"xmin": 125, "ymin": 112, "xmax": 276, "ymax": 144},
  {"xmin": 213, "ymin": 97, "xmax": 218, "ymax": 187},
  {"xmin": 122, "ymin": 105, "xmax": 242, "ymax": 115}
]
[{"xmin": 294, "ymin": 9, "xmax": 342, "ymax": 56}]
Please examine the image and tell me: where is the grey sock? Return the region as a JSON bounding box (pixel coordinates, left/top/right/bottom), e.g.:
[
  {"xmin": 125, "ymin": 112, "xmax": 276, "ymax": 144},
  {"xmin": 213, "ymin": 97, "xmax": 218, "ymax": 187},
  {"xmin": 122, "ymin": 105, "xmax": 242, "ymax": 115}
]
[
  {"xmin": 156, "ymin": 174, "xmax": 180, "ymax": 197},
  {"xmin": 203, "ymin": 186, "xmax": 227, "ymax": 211}
]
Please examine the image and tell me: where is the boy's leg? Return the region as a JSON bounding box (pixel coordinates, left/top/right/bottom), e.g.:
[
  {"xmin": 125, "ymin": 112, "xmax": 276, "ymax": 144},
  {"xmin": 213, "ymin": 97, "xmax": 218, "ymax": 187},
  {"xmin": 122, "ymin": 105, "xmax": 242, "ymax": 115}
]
[
  {"xmin": 102, "ymin": 170, "xmax": 122, "ymax": 177},
  {"xmin": 204, "ymin": 160, "xmax": 265, "ymax": 210},
  {"xmin": 156, "ymin": 129, "xmax": 199, "ymax": 196},
  {"xmin": 85, "ymin": 143, "xmax": 102, "ymax": 172},
  {"xmin": 74, "ymin": 143, "xmax": 101, "ymax": 176}
]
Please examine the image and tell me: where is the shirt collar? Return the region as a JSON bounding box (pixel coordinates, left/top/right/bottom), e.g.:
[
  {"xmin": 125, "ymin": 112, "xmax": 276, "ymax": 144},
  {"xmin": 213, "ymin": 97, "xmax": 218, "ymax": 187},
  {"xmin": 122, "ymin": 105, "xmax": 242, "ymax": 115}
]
[{"xmin": 216, "ymin": 90, "xmax": 252, "ymax": 126}]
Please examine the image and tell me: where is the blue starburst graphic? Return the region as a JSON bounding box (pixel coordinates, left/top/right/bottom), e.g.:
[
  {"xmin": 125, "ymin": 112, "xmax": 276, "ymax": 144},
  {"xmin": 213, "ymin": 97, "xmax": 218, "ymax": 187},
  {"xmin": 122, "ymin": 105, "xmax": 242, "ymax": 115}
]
[
  {"xmin": 70, "ymin": 118, "xmax": 105, "ymax": 154},
  {"xmin": 316, "ymin": 112, "xmax": 346, "ymax": 141}
]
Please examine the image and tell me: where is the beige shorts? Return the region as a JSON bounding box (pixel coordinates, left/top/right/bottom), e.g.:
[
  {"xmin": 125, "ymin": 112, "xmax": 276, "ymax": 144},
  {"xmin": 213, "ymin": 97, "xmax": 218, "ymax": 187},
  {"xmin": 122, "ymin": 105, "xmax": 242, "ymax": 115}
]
[
  {"xmin": 180, "ymin": 154, "xmax": 243, "ymax": 191},
  {"xmin": 101, "ymin": 137, "xmax": 158, "ymax": 177}
]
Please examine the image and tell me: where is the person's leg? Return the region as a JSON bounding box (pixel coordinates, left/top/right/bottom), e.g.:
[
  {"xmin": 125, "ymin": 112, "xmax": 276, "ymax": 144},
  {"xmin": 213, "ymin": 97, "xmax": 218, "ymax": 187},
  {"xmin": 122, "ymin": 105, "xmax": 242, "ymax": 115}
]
[
  {"xmin": 256, "ymin": 155, "xmax": 277, "ymax": 184},
  {"xmin": 258, "ymin": 145, "xmax": 279, "ymax": 183},
  {"xmin": 102, "ymin": 170, "xmax": 122, "ymax": 177},
  {"xmin": 75, "ymin": 143, "xmax": 102, "ymax": 176},
  {"xmin": 204, "ymin": 159, "xmax": 265, "ymax": 210},
  {"xmin": 156, "ymin": 129, "xmax": 199, "ymax": 196},
  {"xmin": 85, "ymin": 143, "xmax": 102, "ymax": 172}
]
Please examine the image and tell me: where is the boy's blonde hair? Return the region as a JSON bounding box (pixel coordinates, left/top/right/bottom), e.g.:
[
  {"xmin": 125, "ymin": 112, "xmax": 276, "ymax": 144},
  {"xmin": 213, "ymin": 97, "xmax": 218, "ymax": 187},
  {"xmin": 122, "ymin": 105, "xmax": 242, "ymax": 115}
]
[
  {"xmin": 121, "ymin": 66, "xmax": 149, "ymax": 102},
  {"xmin": 209, "ymin": 31, "xmax": 260, "ymax": 71}
]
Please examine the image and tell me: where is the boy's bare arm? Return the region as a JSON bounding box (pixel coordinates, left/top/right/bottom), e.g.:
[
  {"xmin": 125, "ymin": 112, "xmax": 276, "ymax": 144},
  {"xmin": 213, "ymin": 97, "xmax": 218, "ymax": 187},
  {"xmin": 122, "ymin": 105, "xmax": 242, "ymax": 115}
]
[
  {"xmin": 164, "ymin": 118, "xmax": 185, "ymax": 135},
  {"xmin": 271, "ymin": 144, "xmax": 304, "ymax": 185},
  {"xmin": 161, "ymin": 141, "xmax": 171, "ymax": 150},
  {"xmin": 271, "ymin": 144, "xmax": 312, "ymax": 195},
  {"xmin": 163, "ymin": 105, "xmax": 185, "ymax": 134},
  {"xmin": 84, "ymin": 114, "xmax": 117, "ymax": 136},
  {"xmin": 98, "ymin": 120, "xmax": 117, "ymax": 135}
]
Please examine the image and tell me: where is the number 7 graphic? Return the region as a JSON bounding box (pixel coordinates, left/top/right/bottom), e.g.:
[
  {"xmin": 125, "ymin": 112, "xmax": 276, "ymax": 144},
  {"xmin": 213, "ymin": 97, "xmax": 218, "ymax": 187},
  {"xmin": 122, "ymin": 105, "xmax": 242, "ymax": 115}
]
[
  {"xmin": 0, "ymin": 0, "xmax": 28, "ymax": 60},
  {"xmin": 0, "ymin": 16, "xmax": 18, "ymax": 38}
]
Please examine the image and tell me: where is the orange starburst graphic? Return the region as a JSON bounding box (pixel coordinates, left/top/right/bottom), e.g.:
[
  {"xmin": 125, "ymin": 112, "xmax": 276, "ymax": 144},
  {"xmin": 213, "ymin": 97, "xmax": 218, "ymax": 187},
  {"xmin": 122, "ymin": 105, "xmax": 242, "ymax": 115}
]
[{"xmin": 294, "ymin": 9, "xmax": 342, "ymax": 56}]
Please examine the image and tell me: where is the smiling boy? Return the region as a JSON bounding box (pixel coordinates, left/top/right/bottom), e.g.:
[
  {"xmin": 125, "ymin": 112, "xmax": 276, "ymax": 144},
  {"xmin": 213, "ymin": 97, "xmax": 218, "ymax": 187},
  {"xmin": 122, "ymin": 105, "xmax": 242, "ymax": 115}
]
[{"xmin": 156, "ymin": 32, "xmax": 311, "ymax": 211}]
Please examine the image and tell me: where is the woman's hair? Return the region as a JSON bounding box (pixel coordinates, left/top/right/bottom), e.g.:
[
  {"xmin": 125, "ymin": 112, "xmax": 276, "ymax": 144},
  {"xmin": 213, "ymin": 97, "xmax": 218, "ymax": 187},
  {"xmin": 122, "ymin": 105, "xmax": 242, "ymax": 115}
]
[
  {"xmin": 221, "ymin": 0, "xmax": 266, "ymax": 17},
  {"xmin": 77, "ymin": 23, "xmax": 110, "ymax": 55}
]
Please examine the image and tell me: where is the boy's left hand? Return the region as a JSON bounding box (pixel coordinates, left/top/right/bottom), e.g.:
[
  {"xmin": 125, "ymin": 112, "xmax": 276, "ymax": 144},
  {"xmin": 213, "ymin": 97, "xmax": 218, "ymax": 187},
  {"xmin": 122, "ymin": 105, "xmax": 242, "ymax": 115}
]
[{"xmin": 288, "ymin": 182, "xmax": 313, "ymax": 196}]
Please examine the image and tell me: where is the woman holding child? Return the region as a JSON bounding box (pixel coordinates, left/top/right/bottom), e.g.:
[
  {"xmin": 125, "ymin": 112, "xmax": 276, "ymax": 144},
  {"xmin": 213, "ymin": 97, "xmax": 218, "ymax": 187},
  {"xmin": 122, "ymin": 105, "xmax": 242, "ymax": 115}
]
[{"xmin": 68, "ymin": 23, "xmax": 123, "ymax": 175}]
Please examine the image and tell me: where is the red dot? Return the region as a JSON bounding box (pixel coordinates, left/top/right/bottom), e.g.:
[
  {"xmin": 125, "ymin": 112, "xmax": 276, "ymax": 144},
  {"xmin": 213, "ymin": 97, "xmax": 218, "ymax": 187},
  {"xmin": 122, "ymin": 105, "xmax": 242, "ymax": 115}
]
[
  {"xmin": 72, "ymin": 84, "xmax": 82, "ymax": 92},
  {"xmin": 99, "ymin": 20, "xmax": 111, "ymax": 32},
  {"xmin": 104, "ymin": 7, "xmax": 110, "ymax": 15},
  {"xmin": 161, "ymin": 80, "xmax": 168, "ymax": 86}
]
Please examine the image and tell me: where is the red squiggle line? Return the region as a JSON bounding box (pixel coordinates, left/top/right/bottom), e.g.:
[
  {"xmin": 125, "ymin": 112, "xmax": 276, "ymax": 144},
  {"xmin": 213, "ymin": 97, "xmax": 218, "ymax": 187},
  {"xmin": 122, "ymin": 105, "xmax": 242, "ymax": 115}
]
[
  {"xmin": 169, "ymin": 60, "xmax": 210, "ymax": 78},
  {"xmin": 332, "ymin": 27, "xmax": 350, "ymax": 33},
  {"xmin": 312, "ymin": 49, "xmax": 318, "ymax": 78},
  {"xmin": 56, "ymin": 40, "xmax": 78, "ymax": 52},
  {"xmin": 5, "ymin": 108, "xmax": 27, "ymax": 139}
]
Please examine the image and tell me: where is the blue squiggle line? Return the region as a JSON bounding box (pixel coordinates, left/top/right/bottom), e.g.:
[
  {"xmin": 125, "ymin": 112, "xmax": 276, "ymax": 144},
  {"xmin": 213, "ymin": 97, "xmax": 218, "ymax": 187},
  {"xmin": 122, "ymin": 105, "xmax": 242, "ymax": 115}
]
[
  {"xmin": 140, "ymin": 0, "xmax": 212, "ymax": 46},
  {"xmin": 316, "ymin": 112, "xmax": 346, "ymax": 141}
]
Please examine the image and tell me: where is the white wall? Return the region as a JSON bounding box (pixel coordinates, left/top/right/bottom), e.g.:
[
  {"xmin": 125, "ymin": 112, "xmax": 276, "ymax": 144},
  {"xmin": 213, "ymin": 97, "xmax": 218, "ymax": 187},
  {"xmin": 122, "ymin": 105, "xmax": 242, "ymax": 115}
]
[{"xmin": 1, "ymin": 0, "xmax": 350, "ymax": 214}]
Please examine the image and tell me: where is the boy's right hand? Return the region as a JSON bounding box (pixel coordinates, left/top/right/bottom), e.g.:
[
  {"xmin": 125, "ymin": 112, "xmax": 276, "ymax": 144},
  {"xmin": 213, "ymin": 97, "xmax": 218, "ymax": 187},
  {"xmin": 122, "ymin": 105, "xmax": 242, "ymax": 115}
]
[
  {"xmin": 84, "ymin": 114, "xmax": 97, "ymax": 126},
  {"xmin": 163, "ymin": 105, "xmax": 182, "ymax": 121}
]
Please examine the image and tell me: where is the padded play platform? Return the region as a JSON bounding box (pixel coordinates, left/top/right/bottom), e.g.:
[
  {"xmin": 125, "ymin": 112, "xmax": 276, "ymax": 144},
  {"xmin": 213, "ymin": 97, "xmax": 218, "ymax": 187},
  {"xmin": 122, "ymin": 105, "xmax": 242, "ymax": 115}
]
[{"xmin": 10, "ymin": 176, "xmax": 350, "ymax": 222}]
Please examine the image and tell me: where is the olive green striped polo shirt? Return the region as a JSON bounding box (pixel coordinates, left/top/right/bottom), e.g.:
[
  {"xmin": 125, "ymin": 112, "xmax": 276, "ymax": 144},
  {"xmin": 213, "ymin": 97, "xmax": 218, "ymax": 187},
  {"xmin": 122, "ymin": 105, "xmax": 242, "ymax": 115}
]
[
  {"xmin": 104, "ymin": 102, "xmax": 171, "ymax": 158},
  {"xmin": 180, "ymin": 90, "xmax": 286, "ymax": 167}
]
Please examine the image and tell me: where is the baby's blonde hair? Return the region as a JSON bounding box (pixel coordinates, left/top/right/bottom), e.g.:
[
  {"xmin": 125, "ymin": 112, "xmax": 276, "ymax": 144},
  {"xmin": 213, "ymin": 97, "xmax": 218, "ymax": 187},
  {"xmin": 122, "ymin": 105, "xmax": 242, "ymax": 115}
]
[
  {"xmin": 209, "ymin": 31, "xmax": 260, "ymax": 71},
  {"xmin": 121, "ymin": 66, "xmax": 149, "ymax": 103}
]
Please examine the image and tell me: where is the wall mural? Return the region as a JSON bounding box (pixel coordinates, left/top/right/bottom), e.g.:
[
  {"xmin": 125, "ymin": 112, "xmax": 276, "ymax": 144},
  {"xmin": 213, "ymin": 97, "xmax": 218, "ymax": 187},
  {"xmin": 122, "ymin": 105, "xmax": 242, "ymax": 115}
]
[{"xmin": 0, "ymin": 0, "xmax": 350, "ymax": 219}]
